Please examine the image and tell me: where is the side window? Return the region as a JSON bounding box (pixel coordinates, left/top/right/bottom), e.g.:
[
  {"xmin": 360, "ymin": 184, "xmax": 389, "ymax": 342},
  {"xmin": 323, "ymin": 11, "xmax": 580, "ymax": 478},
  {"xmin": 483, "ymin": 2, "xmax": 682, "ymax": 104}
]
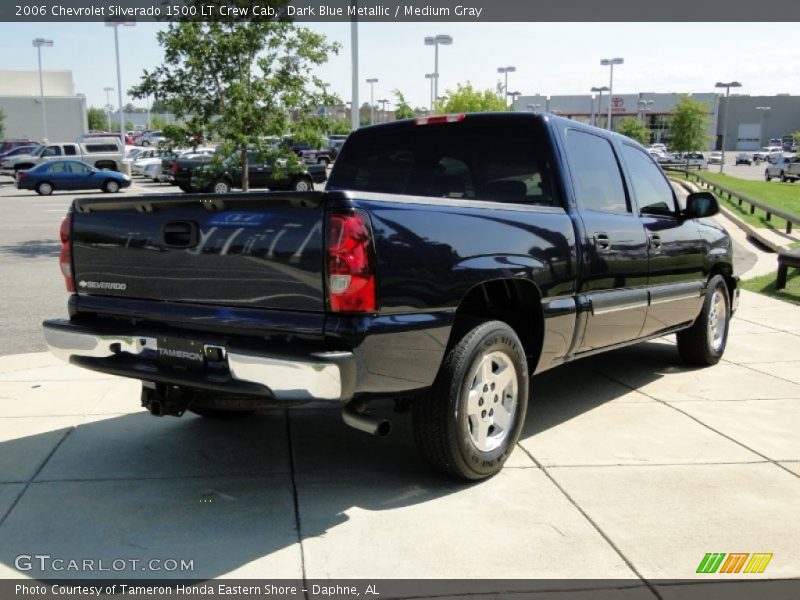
[
  {"xmin": 622, "ymin": 144, "xmax": 678, "ymax": 217},
  {"xmin": 565, "ymin": 129, "xmax": 629, "ymax": 214},
  {"xmin": 47, "ymin": 162, "xmax": 69, "ymax": 173},
  {"xmin": 64, "ymin": 145, "xmax": 78, "ymax": 156},
  {"xmin": 42, "ymin": 146, "xmax": 62, "ymax": 157}
]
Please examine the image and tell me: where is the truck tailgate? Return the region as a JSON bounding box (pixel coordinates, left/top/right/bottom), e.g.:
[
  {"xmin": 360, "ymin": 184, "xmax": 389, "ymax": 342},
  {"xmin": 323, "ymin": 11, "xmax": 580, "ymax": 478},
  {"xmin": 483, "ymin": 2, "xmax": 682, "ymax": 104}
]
[{"xmin": 70, "ymin": 192, "xmax": 326, "ymax": 311}]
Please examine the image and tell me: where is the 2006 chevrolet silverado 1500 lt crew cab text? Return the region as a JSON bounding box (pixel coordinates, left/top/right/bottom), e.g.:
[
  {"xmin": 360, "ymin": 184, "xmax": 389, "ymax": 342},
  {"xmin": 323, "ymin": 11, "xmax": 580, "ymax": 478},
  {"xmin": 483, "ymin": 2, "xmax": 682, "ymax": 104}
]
[{"xmin": 43, "ymin": 113, "xmax": 738, "ymax": 480}]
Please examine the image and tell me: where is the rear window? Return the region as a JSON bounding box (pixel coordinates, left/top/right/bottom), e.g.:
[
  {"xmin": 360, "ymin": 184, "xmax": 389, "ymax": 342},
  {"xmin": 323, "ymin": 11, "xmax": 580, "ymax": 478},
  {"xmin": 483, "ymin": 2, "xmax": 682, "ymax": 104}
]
[
  {"xmin": 85, "ymin": 143, "xmax": 118, "ymax": 153},
  {"xmin": 328, "ymin": 123, "xmax": 556, "ymax": 206}
]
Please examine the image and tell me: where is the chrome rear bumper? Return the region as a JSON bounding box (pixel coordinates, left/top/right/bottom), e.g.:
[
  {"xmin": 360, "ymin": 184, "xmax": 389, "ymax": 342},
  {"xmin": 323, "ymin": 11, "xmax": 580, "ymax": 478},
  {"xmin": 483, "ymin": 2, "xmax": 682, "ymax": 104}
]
[{"xmin": 43, "ymin": 319, "xmax": 353, "ymax": 402}]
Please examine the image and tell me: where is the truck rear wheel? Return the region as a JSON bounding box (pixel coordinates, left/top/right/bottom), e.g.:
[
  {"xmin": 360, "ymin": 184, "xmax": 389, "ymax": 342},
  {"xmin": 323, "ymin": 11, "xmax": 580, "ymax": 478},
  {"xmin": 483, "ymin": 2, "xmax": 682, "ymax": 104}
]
[
  {"xmin": 676, "ymin": 275, "xmax": 730, "ymax": 366},
  {"xmin": 413, "ymin": 320, "xmax": 528, "ymax": 480}
]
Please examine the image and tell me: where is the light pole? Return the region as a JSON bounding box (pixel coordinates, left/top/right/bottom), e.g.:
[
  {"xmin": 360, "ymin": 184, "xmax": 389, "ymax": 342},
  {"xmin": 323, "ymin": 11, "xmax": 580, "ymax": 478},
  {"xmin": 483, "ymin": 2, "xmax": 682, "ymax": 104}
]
[
  {"xmin": 715, "ymin": 81, "xmax": 742, "ymax": 173},
  {"xmin": 106, "ymin": 17, "xmax": 135, "ymax": 174},
  {"xmin": 591, "ymin": 86, "xmax": 609, "ymax": 127},
  {"xmin": 527, "ymin": 103, "xmax": 541, "ymax": 113},
  {"xmin": 32, "ymin": 38, "xmax": 53, "ymax": 141},
  {"xmin": 103, "ymin": 87, "xmax": 115, "ymax": 130},
  {"xmin": 600, "ymin": 58, "xmax": 623, "ymax": 131},
  {"xmin": 755, "ymin": 106, "xmax": 771, "ymax": 148},
  {"xmin": 638, "ymin": 99, "xmax": 653, "ymax": 123},
  {"xmin": 350, "ymin": 14, "xmax": 359, "ymax": 131},
  {"xmin": 507, "ymin": 91, "xmax": 521, "ymax": 109},
  {"xmin": 424, "ymin": 34, "xmax": 453, "ymax": 103},
  {"xmin": 425, "ymin": 73, "xmax": 437, "ymax": 112},
  {"xmin": 366, "ymin": 77, "xmax": 378, "ymax": 124},
  {"xmin": 497, "ymin": 66, "xmax": 516, "ymax": 107},
  {"xmin": 377, "ymin": 99, "xmax": 389, "ymax": 122}
]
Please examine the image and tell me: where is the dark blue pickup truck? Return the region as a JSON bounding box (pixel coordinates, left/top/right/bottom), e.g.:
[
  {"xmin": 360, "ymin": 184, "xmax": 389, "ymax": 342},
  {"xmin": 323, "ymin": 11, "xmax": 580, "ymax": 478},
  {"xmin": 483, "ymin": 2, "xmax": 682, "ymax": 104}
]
[{"xmin": 43, "ymin": 113, "xmax": 738, "ymax": 480}]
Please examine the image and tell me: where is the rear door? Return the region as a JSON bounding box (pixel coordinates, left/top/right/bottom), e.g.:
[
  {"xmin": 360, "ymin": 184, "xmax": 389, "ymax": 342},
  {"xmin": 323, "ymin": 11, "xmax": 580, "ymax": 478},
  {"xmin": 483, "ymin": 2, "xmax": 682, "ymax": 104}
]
[
  {"xmin": 619, "ymin": 144, "xmax": 705, "ymax": 335},
  {"xmin": 563, "ymin": 128, "xmax": 649, "ymax": 351}
]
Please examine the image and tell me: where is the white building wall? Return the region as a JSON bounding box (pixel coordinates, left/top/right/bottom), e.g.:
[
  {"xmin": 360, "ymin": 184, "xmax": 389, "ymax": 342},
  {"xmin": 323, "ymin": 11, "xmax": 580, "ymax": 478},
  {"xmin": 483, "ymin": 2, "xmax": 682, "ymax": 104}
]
[{"xmin": 1, "ymin": 96, "xmax": 87, "ymax": 142}]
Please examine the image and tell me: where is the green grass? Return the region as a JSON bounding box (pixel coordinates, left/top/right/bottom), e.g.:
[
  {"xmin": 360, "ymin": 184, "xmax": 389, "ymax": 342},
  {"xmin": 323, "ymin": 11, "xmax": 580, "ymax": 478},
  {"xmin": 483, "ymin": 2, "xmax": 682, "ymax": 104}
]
[
  {"xmin": 742, "ymin": 270, "xmax": 800, "ymax": 306},
  {"xmin": 670, "ymin": 170, "xmax": 800, "ymax": 231}
]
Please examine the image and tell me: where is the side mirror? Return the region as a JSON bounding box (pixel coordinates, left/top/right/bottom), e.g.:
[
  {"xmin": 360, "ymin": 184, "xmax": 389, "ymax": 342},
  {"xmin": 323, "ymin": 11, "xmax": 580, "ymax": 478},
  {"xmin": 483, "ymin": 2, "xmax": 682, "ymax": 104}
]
[{"xmin": 684, "ymin": 191, "xmax": 719, "ymax": 219}]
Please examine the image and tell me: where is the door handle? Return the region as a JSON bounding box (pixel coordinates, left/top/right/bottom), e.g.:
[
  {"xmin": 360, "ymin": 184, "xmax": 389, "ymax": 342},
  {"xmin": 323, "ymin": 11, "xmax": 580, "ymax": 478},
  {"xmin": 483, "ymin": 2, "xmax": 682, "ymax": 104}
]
[
  {"xmin": 593, "ymin": 232, "xmax": 611, "ymax": 252},
  {"xmin": 649, "ymin": 233, "xmax": 662, "ymax": 250}
]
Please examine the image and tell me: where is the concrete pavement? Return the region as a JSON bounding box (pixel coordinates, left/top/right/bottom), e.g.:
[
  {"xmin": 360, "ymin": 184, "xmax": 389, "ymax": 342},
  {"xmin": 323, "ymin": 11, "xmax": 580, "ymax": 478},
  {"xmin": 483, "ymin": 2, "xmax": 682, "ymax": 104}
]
[{"xmin": 0, "ymin": 290, "xmax": 798, "ymax": 584}]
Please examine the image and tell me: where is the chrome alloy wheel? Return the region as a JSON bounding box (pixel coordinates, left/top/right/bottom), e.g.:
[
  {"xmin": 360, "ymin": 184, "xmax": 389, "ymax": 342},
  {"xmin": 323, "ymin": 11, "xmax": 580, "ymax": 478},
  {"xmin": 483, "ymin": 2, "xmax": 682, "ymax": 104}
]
[
  {"xmin": 707, "ymin": 288, "xmax": 727, "ymax": 353},
  {"xmin": 465, "ymin": 351, "xmax": 519, "ymax": 453}
]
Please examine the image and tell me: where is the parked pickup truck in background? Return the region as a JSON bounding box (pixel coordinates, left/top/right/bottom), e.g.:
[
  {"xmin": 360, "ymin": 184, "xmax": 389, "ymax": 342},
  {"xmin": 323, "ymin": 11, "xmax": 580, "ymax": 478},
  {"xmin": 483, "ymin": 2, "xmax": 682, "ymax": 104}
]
[
  {"xmin": 43, "ymin": 113, "xmax": 738, "ymax": 480},
  {"xmin": 1, "ymin": 139, "xmax": 123, "ymax": 176},
  {"xmin": 764, "ymin": 155, "xmax": 800, "ymax": 182}
]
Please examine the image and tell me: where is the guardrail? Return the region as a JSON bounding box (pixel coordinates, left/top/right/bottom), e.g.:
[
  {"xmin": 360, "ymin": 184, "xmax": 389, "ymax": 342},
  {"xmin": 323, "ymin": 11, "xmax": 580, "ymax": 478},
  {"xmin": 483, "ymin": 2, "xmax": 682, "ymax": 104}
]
[{"xmin": 664, "ymin": 167, "xmax": 799, "ymax": 235}]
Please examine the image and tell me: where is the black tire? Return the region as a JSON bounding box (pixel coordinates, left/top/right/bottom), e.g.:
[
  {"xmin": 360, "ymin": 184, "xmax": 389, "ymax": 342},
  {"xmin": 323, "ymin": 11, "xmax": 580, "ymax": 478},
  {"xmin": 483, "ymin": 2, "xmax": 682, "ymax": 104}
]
[
  {"xmin": 36, "ymin": 181, "xmax": 53, "ymax": 196},
  {"xmin": 780, "ymin": 171, "xmax": 787, "ymax": 182},
  {"xmin": 413, "ymin": 320, "xmax": 528, "ymax": 481},
  {"xmin": 291, "ymin": 176, "xmax": 313, "ymax": 192},
  {"xmin": 676, "ymin": 275, "xmax": 730, "ymax": 366},
  {"xmin": 765, "ymin": 170, "xmax": 771, "ymax": 181},
  {"xmin": 189, "ymin": 406, "xmax": 256, "ymax": 419},
  {"xmin": 103, "ymin": 179, "xmax": 120, "ymax": 193}
]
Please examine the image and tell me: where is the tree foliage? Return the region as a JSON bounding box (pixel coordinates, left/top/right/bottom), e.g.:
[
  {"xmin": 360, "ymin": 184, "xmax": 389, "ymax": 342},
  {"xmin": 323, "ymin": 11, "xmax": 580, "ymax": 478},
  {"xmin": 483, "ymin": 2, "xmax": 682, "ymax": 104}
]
[
  {"xmin": 669, "ymin": 95, "xmax": 711, "ymax": 154},
  {"xmin": 616, "ymin": 117, "xmax": 651, "ymax": 145},
  {"xmin": 129, "ymin": 0, "xmax": 339, "ymax": 191},
  {"xmin": 435, "ymin": 82, "xmax": 508, "ymax": 114},
  {"xmin": 392, "ymin": 90, "xmax": 415, "ymax": 120},
  {"xmin": 86, "ymin": 107, "xmax": 107, "ymax": 131}
]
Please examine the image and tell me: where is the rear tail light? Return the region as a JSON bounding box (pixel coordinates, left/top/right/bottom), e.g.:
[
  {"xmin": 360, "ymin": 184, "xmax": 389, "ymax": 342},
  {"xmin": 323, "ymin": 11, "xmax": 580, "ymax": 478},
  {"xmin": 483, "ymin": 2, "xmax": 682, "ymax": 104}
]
[
  {"xmin": 59, "ymin": 214, "xmax": 74, "ymax": 292},
  {"xmin": 415, "ymin": 113, "xmax": 466, "ymax": 126},
  {"xmin": 17, "ymin": 171, "xmax": 27, "ymax": 180},
  {"xmin": 326, "ymin": 210, "xmax": 376, "ymax": 313},
  {"xmin": 171, "ymin": 161, "xmax": 178, "ymax": 173}
]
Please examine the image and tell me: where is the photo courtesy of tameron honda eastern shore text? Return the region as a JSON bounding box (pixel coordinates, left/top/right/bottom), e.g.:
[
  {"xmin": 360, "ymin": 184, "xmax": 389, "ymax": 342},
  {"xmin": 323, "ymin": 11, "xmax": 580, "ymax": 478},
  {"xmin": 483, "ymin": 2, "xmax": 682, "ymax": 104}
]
[{"xmin": 43, "ymin": 113, "xmax": 738, "ymax": 480}]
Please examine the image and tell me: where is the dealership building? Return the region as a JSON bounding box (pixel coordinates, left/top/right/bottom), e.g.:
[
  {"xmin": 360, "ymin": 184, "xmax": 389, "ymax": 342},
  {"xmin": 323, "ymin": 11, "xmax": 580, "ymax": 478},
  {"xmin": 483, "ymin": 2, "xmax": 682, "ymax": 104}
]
[
  {"xmin": 0, "ymin": 70, "xmax": 87, "ymax": 142},
  {"xmin": 513, "ymin": 92, "xmax": 800, "ymax": 151}
]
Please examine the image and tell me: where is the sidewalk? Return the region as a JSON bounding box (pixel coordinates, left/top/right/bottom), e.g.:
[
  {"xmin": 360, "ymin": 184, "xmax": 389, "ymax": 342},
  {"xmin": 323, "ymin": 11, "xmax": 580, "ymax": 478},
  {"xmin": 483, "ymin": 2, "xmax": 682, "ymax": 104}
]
[{"xmin": 0, "ymin": 290, "xmax": 798, "ymax": 585}]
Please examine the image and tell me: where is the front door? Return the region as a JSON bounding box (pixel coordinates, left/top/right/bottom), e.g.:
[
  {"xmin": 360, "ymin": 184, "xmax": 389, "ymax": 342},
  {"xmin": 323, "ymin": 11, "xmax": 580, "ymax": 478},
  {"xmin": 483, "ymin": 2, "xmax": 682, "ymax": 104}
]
[
  {"xmin": 563, "ymin": 128, "xmax": 649, "ymax": 352},
  {"xmin": 619, "ymin": 144, "xmax": 706, "ymax": 336}
]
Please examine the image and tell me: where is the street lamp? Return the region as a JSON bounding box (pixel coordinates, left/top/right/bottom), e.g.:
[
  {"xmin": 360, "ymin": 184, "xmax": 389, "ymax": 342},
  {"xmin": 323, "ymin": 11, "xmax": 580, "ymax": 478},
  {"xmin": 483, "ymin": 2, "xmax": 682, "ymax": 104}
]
[
  {"xmin": 32, "ymin": 38, "xmax": 53, "ymax": 141},
  {"xmin": 497, "ymin": 66, "xmax": 516, "ymax": 107},
  {"xmin": 103, "ymin": 87, "xmax": 115, "ymax": 130},
  {"xmin": 424, "ymin": 34, "xmax": 453, "ymax": 103},
  {"xmin": 507, "ymin": 91, "xmax": 521, "ymax": 109},
  {"xmin": 591, "ymin": 86, "xmax": 609, "ymax": 127},
  {"xmin": 715, "ymin": 81, "xmax": 742, "ymax": 173},
  {"xmin": 365, "ymin": 77, "xmax": 378, "ymax": 124},
  {"xmin": 600, "ymin": 58, "xmax": 623, "ymax": 131},
  {"xmin": 425, "ymin": 73, "xmax": 437, "ymax": 112},
  {"xmin": 527, "ymin": 103, "xmax": 541, "ymax": 113},
  {"xmin": 638, "ymin": 99, "xmax": 654, "ymax": 123},
  {"xmin": 106, "ymin": 17, "xmax": 135, "ymax": 174},
  {"xmin": 377, "ymin": 99, "xmax": 389, "ymax": 122},
  {"xmin": 755, "ymin": 106, "xmax": 771, "ymax": 148}
]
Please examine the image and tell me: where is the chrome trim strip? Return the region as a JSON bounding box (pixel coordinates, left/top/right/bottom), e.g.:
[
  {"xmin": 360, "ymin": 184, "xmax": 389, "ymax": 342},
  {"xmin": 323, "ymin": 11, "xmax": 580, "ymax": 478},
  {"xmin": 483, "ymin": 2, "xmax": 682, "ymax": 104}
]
[
  {"xmin": 44, "ymin": 325, "xmax": 345, "ymax": 402},
  {"xmin": 648, "ymin": 281, "xmax": 705, "ymax": 305},
  {"xmin": 589, "ymin": 290, "xmax": 649, "ymax": 316}
]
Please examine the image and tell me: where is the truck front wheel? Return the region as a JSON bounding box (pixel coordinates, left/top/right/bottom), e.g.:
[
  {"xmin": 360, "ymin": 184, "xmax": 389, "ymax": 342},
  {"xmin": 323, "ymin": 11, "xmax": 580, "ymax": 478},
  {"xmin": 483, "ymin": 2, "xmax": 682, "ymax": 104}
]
[
  {"xmin": 676, "ymin": 275, "xmax": 730, "ymax": 366},
  {"xmin": 413, "ymin": 320, "xmax": 528, "ymax": 480}
]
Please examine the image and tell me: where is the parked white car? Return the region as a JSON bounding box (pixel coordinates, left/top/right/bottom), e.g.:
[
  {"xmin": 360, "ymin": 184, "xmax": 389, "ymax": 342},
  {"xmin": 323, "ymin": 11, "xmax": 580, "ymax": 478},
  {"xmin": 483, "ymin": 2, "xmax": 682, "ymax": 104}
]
[
  {"xmin": 1, "ymin": 139, "xmax": 123, "ymax": 177},
  {"xmin": 136, "ymin": 130, "xmax": 166, "ymax": 147}
]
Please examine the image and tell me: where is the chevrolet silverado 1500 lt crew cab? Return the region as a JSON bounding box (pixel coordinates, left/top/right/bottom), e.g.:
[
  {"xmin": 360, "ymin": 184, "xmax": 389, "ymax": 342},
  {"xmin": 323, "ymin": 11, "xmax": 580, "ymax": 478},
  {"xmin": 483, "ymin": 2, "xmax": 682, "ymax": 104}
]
[{"xmin": 43, "ymin": 113, "xmax": 738, "ymax": 480}]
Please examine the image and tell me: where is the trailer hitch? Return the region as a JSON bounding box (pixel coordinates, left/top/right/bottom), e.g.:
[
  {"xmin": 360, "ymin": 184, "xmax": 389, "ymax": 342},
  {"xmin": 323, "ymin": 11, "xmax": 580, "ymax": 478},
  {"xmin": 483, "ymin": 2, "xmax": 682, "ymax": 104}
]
[{"xmin": 141, "ymin": 382, "xmax": 192, "ymax": 417}]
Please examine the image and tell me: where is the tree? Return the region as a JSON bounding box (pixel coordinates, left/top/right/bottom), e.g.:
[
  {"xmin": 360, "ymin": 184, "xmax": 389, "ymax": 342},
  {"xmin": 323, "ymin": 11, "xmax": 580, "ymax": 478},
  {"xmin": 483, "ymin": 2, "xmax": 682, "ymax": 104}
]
[
  {"xmin": 129, "ymin": 0, "xmax": 339, "ymax": 191},
  {"xmin": 616, "ymin": 117, "xmax": 651, "ymax": 145},
  {"xmin": 392, "ymin": 90, "xmax": 415, "ymax": 120},
  {"xmin": 87, "ymin": 107, "xmax": 107, "ymax": 131},
  {"xmin": 0, "ymin": 107, "xmax": 6, "ymax": 138},
  {"xmin": 669, "ymin": 95, "xmax": 711, "ymax": 156},
  {"xmin": 435, "ymin": 82, "xmax": 508, "ymax": 114}
]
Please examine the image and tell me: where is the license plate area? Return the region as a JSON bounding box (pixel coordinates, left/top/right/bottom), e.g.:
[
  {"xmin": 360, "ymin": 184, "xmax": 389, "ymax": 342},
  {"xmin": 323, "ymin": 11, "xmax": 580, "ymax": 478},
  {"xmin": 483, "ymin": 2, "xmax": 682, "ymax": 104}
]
[{"xmin": 157, "ymin": 337, "xmax": 206, "ymax": 371}]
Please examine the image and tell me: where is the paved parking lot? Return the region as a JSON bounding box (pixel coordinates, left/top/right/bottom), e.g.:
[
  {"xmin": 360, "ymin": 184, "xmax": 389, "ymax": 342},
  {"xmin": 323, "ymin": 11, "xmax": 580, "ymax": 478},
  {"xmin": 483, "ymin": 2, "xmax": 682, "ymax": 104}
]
[{"xmin": 0, "ymin": 173, "xmax": 799, "ymax": 590}]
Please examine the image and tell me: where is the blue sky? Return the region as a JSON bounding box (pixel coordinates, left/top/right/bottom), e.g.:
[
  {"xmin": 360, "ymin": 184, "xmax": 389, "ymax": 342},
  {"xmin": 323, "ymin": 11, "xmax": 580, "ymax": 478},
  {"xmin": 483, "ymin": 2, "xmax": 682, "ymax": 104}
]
[{"xmin": 5, "ymin": 21, "xmax": 800, "ymax": 110}]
